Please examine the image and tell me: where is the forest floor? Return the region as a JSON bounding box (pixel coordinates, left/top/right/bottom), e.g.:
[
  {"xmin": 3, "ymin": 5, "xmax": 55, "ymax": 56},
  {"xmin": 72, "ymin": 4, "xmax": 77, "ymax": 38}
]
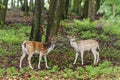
[{"xmin": 0, "ymin": 8, "xmax": 120, "ymax": 80}]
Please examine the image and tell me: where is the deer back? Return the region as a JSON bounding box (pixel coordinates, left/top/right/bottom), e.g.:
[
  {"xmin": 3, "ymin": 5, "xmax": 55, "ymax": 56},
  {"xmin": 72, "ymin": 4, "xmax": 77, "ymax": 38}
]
[{"xmin": 77, "ymin": 39, "xmax": 99, "ymax": 51}]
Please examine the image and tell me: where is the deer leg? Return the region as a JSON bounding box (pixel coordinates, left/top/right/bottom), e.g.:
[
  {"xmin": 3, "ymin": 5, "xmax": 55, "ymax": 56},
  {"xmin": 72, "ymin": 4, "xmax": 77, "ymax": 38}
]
[
  {"xmin": 28, "ymin": 54, "xmax": 33, "ymax": 69},
  {"xmin": 19, "ymin": 52, "xmax": 26, "ymax": 68},
  {"xmin": 80, "ymin": 51, "xmax": 84, "ymax": 65},
  {"xmin": 95, "ymin": 50, "xmax": 99, "ymax": 63},
  {"xmin": 92, "ymin": 50, "xmax": 97, "ymax": 65},
  {"xmin": 44, "ymin": 55, "xmax": 49, "ymax": 69},
  {"xmin": 38, "ymin": 54, "xmax": 43, "ymax": 69},
  {"xmin": 73, "ymin": 52, "xmax": 79, "ymax": 64}
]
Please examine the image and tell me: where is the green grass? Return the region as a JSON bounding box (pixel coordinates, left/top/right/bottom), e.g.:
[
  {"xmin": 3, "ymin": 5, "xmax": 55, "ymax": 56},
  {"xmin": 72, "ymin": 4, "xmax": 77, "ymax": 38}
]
[
  {"xmin": 0, "ymin": 61, "xmax": 119, "ymax": 79},
  {"xmin": 0, "ymin": 24, "xmax": 31, "ymax": 56}
]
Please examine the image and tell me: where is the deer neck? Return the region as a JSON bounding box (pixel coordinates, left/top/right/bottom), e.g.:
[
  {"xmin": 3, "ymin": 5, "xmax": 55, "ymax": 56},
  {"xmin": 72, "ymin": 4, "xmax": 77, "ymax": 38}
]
[
  {"xmin": 70, "ymin": 41, "xmax": 78, "ymax": 49},
  {"xmin": 47, "ymin": 43, "xmax": 55, "ymax": 54}
]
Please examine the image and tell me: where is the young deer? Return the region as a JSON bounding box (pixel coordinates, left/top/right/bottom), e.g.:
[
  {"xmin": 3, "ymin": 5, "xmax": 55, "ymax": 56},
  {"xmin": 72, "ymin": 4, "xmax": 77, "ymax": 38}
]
[
  {"xmin": 68, "ymin": 35, "xmax": 99, "ymax": 65},
  {"xmin": 19, "ymin": 36, "xmax": 57, "ymax": 69}
]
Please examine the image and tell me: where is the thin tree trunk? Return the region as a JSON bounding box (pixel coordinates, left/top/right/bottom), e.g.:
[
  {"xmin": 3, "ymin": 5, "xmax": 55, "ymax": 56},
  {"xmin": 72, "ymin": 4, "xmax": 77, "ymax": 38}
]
[
  {"xmin": 83, "ymin": 0, "xmax": 89, "ymax": 18},
  {"xmin": 41, "ymin": 0, "xmax": 44, "ymax": 24},
  {"xmin": 61, "ymin": 0, "xmax": 69, "ymax": 19},
  {"xmin": 73, "ymin": 0, "xmax": 80, "ymax": 14},
  {"xmin": 17, "ymin": 0, "xmax": 20, "ymax": 7},
  {"xmin": 0, "ymin": 0, "xmax": 8, "ymax": 24},
  {"xmin": 11, "ymin": 0, "xmax": 14, "ymax": 8},
  {"xmin": 0, "ymin": 0, "xmax": 2, "ymax": 10},
  {"xmin": 29, "ymin": 0, "xmax": 33, "ymax": 11},
  {"xmin": 24, "ymin": 0, "xmax": 29, "ymax": 16},
  {"xmin": 96, "ymin": 0, "xmax": 101, "ymax": 13},
  {"xmin": 20, "ymin": 0, "xmax": 23, "ymax": 6}
]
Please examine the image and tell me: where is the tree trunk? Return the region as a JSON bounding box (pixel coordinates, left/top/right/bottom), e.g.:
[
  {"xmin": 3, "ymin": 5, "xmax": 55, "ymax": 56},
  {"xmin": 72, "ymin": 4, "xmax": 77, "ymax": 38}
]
[
  {"xmin": 30, "ymin": 0, "xmax": 42, "ymax": 41},
  {"xmin": 11, "ymin": 0, "xmax": 14, "ymax": 8},
  {"xmin": 73, "ymin": 0, "xmax": 81, "ymax": 14},
  {"xmin": 61, "ymin": 0, "xmax": 69, "ymax": 19},
  {"xmin": 29, "ymin": 0, "xmax": 33, "ymax": 11},
  {"xmin": 0, "ymin": 0, "xmax": 2, "ymax": 10},
  {"xmin": 41, "ymin": 0, "xmax": 44, "ymax": 24},
  {"xmin": 83, "ymin": 0, "xmax": 89, "ymax": 18},
  {"xmin": 96, "ymin": 0, "xmax": 101, "ymax": 13},
  {"xmin": 20, "ymin": 0, "xmax": 23, "ymax": 6},
  {"xmin": 0, "ymin": 0, "xmax": 8, "ymax": 24},
  {"xmin": 46, "ymin": 0, "xmax": 63, "ymax": 42},
  {"xmin": 17, "ymin": 0, "xmax": 20, "ymax": 7},
  {"xmin": 46, "ymin": 0, "xmax": 58, "ymax": 42},
  {"xmin": 24, "ymin": 0, "xmax": 29, "ymax": 16},
  {"xmin": 88, "ymin": 0, "xmax": 95, "ymax": 21}
]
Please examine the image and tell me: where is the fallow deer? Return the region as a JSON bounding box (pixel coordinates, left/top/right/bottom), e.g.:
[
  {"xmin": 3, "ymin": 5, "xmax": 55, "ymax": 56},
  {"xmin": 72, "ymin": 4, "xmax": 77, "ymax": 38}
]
[
  {"xmin": 19, "ymin": 36, "xmax": 57, "ymax": 69},
  {"xmin": 68, "ymin": 35, "xmax": 99, "ymax": 65}
]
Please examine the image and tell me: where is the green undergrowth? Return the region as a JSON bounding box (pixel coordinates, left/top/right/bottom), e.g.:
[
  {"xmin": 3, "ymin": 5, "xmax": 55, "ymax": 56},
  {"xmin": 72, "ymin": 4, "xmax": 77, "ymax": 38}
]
[
  {"xmin": 61, "ymin": 18, "xmax": 120, "ymax": 41},
  {"xmin": 0, "ymin": 61, "xmax": 120, "ymax": 79},
  {"xmin": 0, "ymin": 23, "xmax": 31, "ymax": 56}
]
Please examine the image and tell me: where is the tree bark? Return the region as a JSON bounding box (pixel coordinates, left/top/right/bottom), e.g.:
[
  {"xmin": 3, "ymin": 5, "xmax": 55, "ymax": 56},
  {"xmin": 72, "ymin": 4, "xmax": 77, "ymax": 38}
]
[
  {"xmin": 24, "ymin": 0, "xmax": 29, "ymax": 16},
  {"xmin": 20, "ymin": 0, "xmax": 23, "ymax": 6},
  {"xmin": 61, "ymin": 0, "xmax": 69, "ymax": 19},
  {"xmin": 0, "ymin": 0, "xmax": 2, "ymax": 10},
  {"xmin": 30, "ymin": 0, "xmax": 42, "ymax": 41},
  {"xmin": 73, "ymin": 0, "xmax": 81, "ymax": 14},
  {"xmin": 46, "ymin": 0, "xmax": 58, "ymax": 42},
  {"xmin": 96, "ymin": 0, "xmax": 101, "ymax": 13},
  {"xmin": 0, "ymin": 0, "xmax": 8, "ymax": 24},
  {"xmin": 46, "ymin": 0, "xmax": 63, "ymax": 42},
  {"xmin": 88, "ymin": 0, "xmax": 95, "ymax": 21},
  {"xmin": 29, "ymin": 0, "xmax": 33, "ymax": 11},
  {"xmin": 83, "ymin": 0, "xmax": 89, "ymax": 18}
]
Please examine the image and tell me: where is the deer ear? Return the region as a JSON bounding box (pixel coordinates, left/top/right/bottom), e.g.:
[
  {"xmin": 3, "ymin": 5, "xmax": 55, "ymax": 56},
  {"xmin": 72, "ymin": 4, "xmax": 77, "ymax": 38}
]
[
  {"xmin": 71, "ymin": 35, "xmax": 75, "ymax": 38},
  {"xmin": 73, "ymin": 35, "xmax": 76, "ymax": 38}
]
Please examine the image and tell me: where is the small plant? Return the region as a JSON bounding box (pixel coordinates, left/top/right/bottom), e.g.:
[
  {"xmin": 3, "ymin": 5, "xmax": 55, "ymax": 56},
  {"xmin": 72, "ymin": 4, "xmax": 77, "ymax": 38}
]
[
  {"xmin": 101, "ymin": 67, "xmax": 113, "ymax": 76},
  {"xmin": 87, "ymin": 66, "xmax": 100, "ymax": 78},
  {"xmin": 114, "ymin": 40, "xmax": 120, "ymax": 48},
  {"xmin": 0, "ymin": 69, "xmax": 5, "ymax": 77},
  {"xmin": 63, "ymin": 68, "xmax": 74, "ymax": 79},
  {"xmin": 81, "ymin": 31, "xmax": 97, "ymax": 39},
  {"xmin": 6, "ymin": 67, "xmax": 19, "ymax": 78},
  {"xmin": 29, "ymin": 75, "xmax": 42, "ymax": 80},
  {"xmin": 97, "ymin": 33, "xmax": 110, "ymax": 41},
  {"xmin": 76, "ymin": 67, "xmax": 84, "ymax": 75},
  {"xmin": 39, "ymin": 71, "xmax": 46, "ymax": 77},
  {"xmin": 99, "ymin": 61, "xmax": 111, "ymax": 69},
  {"xmin": 19, "ymin": 68, "xmax": 26, "ymax": 75},
  {"xmin": 49, "ymin": 65, "xmax": 59, "ymax": 73}
]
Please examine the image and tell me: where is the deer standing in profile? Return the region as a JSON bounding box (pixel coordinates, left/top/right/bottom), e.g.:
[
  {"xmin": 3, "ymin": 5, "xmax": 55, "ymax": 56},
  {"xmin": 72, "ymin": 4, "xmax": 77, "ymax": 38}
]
[
  {"xmin": 19, "ymin": 36, "xmax": 57, "ymax": 69},
  {"xmin": 68, "ymin": 35, "xmax": 99, "ymax": 65}
]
